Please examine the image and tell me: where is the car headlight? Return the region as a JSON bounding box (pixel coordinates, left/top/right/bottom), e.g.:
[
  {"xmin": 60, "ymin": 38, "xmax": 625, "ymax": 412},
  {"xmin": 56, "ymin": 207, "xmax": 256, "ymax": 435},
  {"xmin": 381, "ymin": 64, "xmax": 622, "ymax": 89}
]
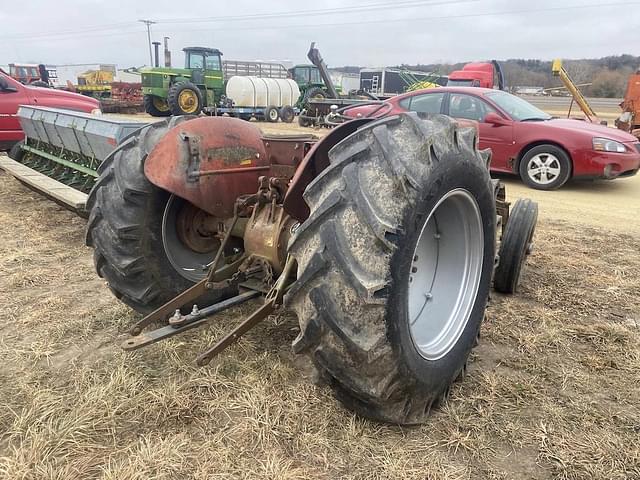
[
  {"xmin": 593, "ymin": 137, "xmax": 626, "ymax": 153},
  {"xmin": 91, "ymin": 108, "xmax": 102, "ymax": 116}
]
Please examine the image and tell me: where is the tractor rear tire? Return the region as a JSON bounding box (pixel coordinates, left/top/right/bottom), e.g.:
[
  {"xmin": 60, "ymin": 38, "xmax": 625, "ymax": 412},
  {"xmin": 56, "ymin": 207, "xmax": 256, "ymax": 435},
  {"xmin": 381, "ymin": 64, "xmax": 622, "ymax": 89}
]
[
  {"xmin": 287, "ymin": 113, "xmax": 496, "ymax": 425},
  {"xmin": 303, "ymin": 87, "xmax": 327, "ymax": 103},
  {"xmin": 85, "ymin": 117, "xmax": 234, "ymax": 314},
  {"xmin": 144, "ymin": 95, "xmax": 171, "ymax": 117},
  {"xmin": 167, "ymin": 82, "xmax": 203, "ymax": 116},
  {"xmin": 493, "ymin": 198, "xmax": 538, "ymax": 294}
]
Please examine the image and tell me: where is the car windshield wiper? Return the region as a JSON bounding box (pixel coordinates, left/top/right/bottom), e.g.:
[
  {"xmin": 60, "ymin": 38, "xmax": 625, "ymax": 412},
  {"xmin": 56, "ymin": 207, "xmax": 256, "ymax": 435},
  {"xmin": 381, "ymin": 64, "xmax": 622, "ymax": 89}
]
[{"xmin": 520, "ymin": 117, "xmax": 548, "ymax": 121}]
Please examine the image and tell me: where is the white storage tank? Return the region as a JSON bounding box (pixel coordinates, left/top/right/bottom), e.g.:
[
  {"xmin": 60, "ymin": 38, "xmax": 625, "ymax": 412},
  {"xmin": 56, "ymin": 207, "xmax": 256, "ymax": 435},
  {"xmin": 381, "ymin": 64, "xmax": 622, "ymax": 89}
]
[{"xmin": 226, "ymin": 76, "xmax": 300, "ymax": 108}]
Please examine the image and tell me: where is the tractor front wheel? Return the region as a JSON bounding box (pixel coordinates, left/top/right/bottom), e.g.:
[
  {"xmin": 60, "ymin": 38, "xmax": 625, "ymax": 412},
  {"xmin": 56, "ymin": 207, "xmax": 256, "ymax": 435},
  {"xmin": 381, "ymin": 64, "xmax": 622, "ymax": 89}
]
[
  {"xmin": 143, "ymin": 95, "xmax": 171, "ymax": 117},
  {"xmin": 287, "ymin": 113, "xmax": 496, "ymax": 424},
  {"xmin": 493, "ymin": 198, "xmax": 538, "ymax": 293},
  {"xmin": 303, "ymin": 87, "xmax": 327, "ymax": 103},
  {"xmin": 167, "ymin": 82, "xmax": 203, "ymax": 116}
]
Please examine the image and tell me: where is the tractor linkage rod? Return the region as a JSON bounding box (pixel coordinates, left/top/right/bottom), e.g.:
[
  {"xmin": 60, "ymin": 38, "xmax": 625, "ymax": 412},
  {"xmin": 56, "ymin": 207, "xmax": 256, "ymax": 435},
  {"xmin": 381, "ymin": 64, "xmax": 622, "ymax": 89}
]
[
  {"xmin": 195, "ymin": 254, "xmax": 295, "ymax": 366},
  {"xmin": 121, "ymin": 290, "xmax": 261, "ymax": 351}
]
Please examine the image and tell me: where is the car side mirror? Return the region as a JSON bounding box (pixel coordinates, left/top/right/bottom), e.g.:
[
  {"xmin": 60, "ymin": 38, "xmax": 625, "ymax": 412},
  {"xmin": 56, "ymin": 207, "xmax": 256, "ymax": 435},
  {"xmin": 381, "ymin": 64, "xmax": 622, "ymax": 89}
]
[
  {"xmin": 0, "ymin": 77, "xmax": 17, "ymax": 92},
  {"xmin": 484, "ymin": 112, "xmax": 509, "ymax": 126}
]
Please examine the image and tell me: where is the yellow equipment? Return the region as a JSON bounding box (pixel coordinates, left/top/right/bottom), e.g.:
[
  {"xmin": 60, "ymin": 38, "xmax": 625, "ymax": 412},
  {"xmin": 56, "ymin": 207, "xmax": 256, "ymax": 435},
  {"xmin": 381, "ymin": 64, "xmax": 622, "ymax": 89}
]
[
  {"xmin": 406, "ymin": 80, "xmax": 440, "ymax": 92},
  {"xmin": 75, "ymin": 69, "xmax": 114, "ymax": 95},
  {"xmin": 551, "ymin": 59, "xmax": 601, "ymax": 123}
]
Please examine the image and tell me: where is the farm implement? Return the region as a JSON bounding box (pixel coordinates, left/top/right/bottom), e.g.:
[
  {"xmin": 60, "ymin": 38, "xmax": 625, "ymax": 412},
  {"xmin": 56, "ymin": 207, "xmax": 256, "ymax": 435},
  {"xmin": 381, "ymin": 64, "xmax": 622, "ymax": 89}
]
[{"xmin": 6, "ymin": 106, "xmax": 145, "ymax": 211}]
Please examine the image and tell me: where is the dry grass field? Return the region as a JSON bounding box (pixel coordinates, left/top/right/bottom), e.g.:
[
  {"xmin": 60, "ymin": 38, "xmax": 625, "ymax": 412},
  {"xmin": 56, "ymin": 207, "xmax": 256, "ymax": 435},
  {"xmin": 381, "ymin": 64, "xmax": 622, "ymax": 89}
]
[{"xmin": 0, "ymin": 121, "xmax": 639, "ymax": 478}]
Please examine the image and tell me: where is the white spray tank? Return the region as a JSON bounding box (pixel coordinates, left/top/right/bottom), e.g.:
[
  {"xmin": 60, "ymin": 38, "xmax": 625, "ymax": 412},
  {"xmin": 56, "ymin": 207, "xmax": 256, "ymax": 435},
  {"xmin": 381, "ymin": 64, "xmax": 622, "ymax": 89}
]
[{"xmin": 225, "ymin": 76, "xmax": 300, "ymax": 108}]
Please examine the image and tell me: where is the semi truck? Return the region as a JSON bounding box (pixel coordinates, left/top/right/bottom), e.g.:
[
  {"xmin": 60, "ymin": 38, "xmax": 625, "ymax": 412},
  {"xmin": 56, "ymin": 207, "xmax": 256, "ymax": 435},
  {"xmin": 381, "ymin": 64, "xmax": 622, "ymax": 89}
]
[{"xmin": 446, "ymin": 60, "xmax": 505, "ymax": 90}]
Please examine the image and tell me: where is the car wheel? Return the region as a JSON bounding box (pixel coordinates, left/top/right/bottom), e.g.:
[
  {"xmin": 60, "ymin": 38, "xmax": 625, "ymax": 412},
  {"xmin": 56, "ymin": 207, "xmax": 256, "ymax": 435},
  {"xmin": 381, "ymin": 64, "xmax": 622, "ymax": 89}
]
[{"xmin": 518, "ymin": 144, "xmax": 571, "ymax": 190}]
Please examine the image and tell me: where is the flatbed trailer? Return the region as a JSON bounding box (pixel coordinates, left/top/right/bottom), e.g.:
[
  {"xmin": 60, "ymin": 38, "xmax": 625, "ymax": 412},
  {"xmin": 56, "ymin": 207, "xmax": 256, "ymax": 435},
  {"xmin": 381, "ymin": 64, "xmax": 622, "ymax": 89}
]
[{"xmin": 204, "ymin": 105, "xmax": 299, "ymax": 122}]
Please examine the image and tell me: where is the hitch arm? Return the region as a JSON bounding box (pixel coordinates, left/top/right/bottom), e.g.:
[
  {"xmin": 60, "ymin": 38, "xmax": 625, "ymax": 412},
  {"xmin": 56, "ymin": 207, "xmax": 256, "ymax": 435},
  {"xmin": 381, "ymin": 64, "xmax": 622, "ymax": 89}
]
[
  {"xmin": 195, "ymin": 255, "xmax": 296, "ymax": 366},
  {"xmin": 122, "ymin": 290, "xmax": 261, "ymax": 351},
  {"xmin": 195, "ymin": 298, "xmax": 275, "ymax": 366}
]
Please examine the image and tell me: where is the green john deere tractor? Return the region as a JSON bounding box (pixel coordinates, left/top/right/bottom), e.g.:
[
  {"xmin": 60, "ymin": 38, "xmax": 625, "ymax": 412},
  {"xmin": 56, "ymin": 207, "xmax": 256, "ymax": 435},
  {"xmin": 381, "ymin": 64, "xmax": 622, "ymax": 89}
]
[
  {"xmin": 289, "ymin": 64, "xmax": 327, "ymax": 108},
  {"xmin": 141, "ymin": 47, "xmax": 225, "ymax": 116}
]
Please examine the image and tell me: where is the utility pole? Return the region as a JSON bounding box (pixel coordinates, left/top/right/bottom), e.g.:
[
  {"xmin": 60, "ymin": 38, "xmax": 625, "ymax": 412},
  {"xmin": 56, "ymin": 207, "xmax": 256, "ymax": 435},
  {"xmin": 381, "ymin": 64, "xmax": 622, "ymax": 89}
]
[{"xmin": 138, "ymin": 19, "xmax": 156, "ymax": 66}]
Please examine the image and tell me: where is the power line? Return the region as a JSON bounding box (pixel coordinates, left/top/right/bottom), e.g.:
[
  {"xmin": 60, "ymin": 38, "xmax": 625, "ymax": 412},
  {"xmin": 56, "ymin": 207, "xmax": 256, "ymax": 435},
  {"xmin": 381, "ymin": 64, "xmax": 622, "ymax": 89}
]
[
  {"xmin": 156, "ymin": 0, "xmax": 481, "ymax": 24},
  {"xmin": 156, "ymin": 1, "xmax": 640, "ymax": 33},
  {"xmin": 2, "ymin": 1, "xmax": 638, "ymax": 43},
  {"xmin": 0, "ymin": 21, "xmax": 137, "ymax": 41},
  {"xmin": 7, "ymin": 28, "xmax": 147, "ymax": 44},
  {"xmin": 0, "ymin": 0, "xmax": 475, "ymax": 41}
]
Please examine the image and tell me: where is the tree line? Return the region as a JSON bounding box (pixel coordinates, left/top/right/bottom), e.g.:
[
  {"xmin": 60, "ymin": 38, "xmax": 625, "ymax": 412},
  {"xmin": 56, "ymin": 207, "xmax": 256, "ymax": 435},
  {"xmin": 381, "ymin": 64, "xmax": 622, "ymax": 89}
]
[
  {"xmin": 404, "ymin": 55, "xmax": 640, "ymax": 98},
  {"xmin": 337, "ymin": 55, "xmax": 639, "ymax": 98}
]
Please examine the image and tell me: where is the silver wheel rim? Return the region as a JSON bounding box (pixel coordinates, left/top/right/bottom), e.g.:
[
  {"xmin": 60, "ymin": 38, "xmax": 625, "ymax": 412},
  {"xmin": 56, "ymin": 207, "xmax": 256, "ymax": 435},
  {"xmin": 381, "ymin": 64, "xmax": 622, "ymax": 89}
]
[
  {"xmin": 407, "ymin": 189, "xmax": 484, "ymax": 361},
  {"xmin": 527, "ymin": 153, "xmax": 561, "ymax": 185},
  {"xmin": 162, "ymin": 195, "xmax": 216, "ymax": 282},
  {"xmin": 269, "ymin": 109, "xmax": 278, "ymax": 121}
]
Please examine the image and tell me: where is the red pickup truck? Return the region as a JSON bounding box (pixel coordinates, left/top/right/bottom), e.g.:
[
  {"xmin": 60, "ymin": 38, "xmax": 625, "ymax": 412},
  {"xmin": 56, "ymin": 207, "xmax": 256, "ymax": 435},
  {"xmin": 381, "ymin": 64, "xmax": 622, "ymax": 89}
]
[{"xmin": 0, "ymin": 70, "xmax": 100, "ymax": 151}]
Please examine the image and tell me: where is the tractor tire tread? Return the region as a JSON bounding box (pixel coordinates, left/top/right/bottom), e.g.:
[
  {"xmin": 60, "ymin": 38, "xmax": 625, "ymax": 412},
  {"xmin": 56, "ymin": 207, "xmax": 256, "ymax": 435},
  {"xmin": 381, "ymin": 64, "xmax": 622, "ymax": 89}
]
[
  {"xmin": 143, "ymin": 95, "xmax": 171, "ymax": 117},
  {"xmin": 85, "ymin": 117, "xmax": 200, "ymax": 313},
  {"xmin": 493, "ymin": 198, "xmax": 538, "ymax": 293},
  {"xmin": 288, "ymin": 113, "xmax": 494, "ymax": 424},
  {"xmin": 167, "ymin": 82, "xmax": 203, "ymax": 116}
]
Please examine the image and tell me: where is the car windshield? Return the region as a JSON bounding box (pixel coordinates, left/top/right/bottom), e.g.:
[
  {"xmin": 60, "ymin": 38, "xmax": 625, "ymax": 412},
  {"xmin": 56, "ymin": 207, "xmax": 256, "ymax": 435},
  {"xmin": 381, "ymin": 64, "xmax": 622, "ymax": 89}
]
[{"xmin": 485, "ymin": 90, "xmax": 551, "ymax": 121}]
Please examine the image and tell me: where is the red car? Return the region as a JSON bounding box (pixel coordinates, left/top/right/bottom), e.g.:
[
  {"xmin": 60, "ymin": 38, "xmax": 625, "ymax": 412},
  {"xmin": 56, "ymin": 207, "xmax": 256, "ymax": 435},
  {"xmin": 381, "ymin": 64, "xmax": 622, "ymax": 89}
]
[
  {"xmin": 0, "ymin": 70, "xmax": 100, "ymax": 151},
  {"xmin": 344, "ymin": 87, "xmax": 640, "ymax": 190}
]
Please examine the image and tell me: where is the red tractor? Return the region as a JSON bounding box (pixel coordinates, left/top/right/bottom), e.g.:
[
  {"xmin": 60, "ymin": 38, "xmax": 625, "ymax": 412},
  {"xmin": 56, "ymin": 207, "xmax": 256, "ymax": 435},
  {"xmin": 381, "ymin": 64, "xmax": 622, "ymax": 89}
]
[{"xmin": 85, "ymin": 112, "xmax": 537, "ymax": 424}]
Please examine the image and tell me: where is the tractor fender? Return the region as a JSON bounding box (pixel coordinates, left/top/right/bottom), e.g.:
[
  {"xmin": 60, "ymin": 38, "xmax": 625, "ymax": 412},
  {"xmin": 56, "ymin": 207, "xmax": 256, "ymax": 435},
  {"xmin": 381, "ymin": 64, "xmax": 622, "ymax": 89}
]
[
  {"xmin": 283, "ymin": 116, "xmax": 480, "ymax": 222},
  {"xmin": 144, "ymin": 116, "xmax": 267, "ymax": 218},
  {"xmin": 283, "ymin": 117, "xmax": 372, "ymax": 222}
]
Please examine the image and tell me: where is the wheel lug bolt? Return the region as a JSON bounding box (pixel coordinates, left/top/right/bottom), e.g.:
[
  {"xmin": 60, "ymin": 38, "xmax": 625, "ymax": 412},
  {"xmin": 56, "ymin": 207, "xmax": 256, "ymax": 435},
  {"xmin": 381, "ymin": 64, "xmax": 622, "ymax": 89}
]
[
  {"xmin": 413, "ymin": 255, "xmax": 419, "ymax": 261},
  {"xmin": 411, "ymin": 266, "xmax": 418, "ymax": 273}
]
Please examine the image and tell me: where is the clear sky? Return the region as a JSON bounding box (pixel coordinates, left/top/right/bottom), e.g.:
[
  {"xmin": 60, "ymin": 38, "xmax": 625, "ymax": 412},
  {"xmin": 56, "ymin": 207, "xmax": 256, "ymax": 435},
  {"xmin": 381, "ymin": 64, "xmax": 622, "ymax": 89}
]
[{"xmin": 1, "ymin": 0, "xmax": 639, "ymax": 68}]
